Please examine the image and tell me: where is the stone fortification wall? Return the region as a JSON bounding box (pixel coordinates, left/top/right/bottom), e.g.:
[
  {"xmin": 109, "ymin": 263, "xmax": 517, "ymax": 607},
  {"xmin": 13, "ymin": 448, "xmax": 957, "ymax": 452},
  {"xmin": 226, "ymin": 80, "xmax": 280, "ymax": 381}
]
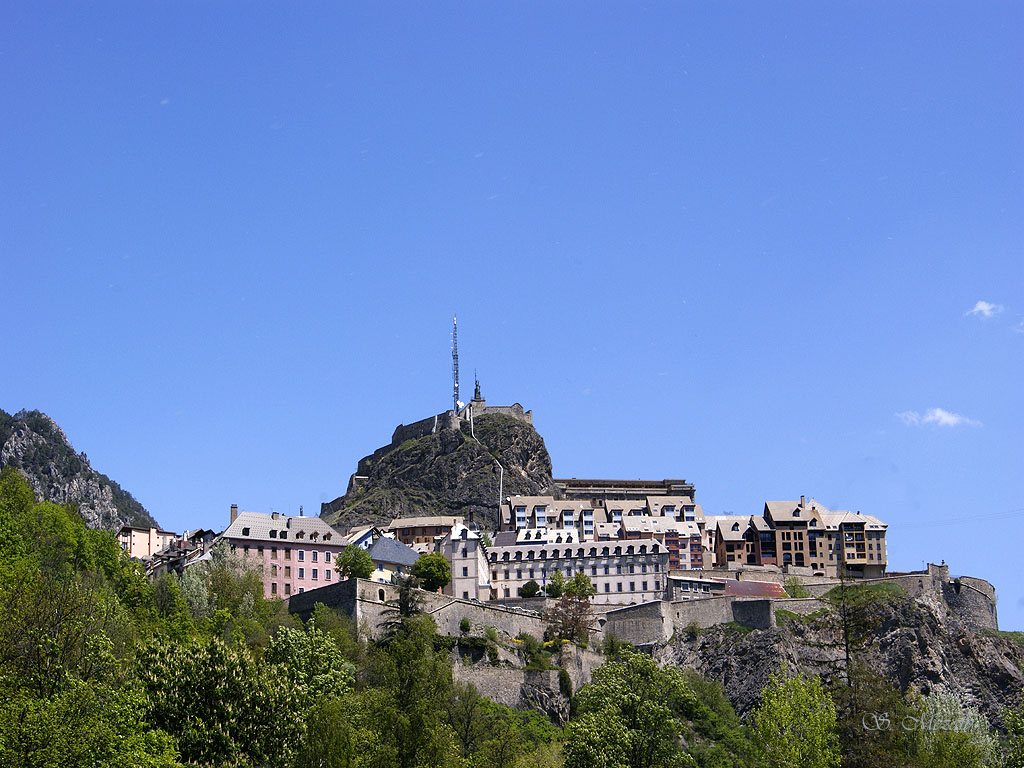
[
  {"xmin": 942, "ymin": 577, "xmax": 999, "ymax": 632},
  {"xmin": 602, "ymin": 596, "xmax": 775, "ymax": 645},
  {"xmin": 286, "ymin": 578, "xmax": 550, "ymax": 639},
  {"xmin": 454, "ymin": 664, "xmax": 569, "ymax": 723},
  {"xmin": 602, "ymin": 601, "xmax": 673, "ymax": 645}
]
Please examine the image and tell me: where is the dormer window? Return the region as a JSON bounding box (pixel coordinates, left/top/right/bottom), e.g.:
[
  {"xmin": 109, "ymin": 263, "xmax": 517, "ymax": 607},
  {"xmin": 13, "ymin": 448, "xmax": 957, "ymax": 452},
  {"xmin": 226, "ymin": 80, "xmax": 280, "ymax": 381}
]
[
  {"xmin": 241, "ymin": 527, "xmax": 250, "ymax": 536},
  {"xmin": 323, "ymin": 533, "xmax": 331, "ymax": 540},
  {"xmin": 731, "ymin": 522, "xmax": 740, "ymax": 531},
  {"xmin": 270, "ymin": 530, "xmax": 277, "ymax": 538},
  {"xmin": 280, "ymin": 531, "xmax": 287, "ymax": 539},
  {"xmin": 810, "ymin": 519, "xmax": 817, "ymax": 527},
  {"xmin": 793, "ymin": 510, "xmax": 800, "ymax": 517}
]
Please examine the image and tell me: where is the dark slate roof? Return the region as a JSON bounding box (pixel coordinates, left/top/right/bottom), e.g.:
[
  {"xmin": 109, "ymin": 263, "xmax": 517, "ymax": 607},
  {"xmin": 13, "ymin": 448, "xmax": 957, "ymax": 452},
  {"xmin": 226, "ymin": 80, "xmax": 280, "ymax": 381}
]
[{"xmin": 367, "ymin": 536, "xmax": 420, "ymax": 567}]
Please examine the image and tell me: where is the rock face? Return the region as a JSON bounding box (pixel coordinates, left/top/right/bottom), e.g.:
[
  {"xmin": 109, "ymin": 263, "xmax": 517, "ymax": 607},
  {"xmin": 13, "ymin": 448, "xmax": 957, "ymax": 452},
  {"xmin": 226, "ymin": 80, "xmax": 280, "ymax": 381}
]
[
  {"xmin": 0, "ymin": 409, "xmax": 158, "ymax": 531},
  {"xmin": 321, "ymin": 411, "xmax": 555, "ymax": 532},
  {"xmin": 656, "ymin": 586, "xmax": 1024, "ymax": 729}
]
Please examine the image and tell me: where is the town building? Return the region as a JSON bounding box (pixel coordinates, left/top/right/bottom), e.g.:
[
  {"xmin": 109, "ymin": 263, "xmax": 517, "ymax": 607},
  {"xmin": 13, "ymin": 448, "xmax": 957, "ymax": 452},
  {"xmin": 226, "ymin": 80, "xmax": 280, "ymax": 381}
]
[
  {"xmin": 486, "ymin": 529, "xmax": 670, "ymax": 605},
  {"xmin": 117, "ymin": 525, "xmax": 180, "ymax": 559},
  {"xmin": 220, "ymin": 505, "xmax": 346, "ymax": 599},
  {"xmin": 435, "ymin": 522, "xmax": 490, "ymax": 600},
  {"xmin": 366, "ymin": 536, "xmax": 420, "ymax": 585},
  {"xmin": 387, "ymin": 515, "xmax": 464, "ymax": 552}
]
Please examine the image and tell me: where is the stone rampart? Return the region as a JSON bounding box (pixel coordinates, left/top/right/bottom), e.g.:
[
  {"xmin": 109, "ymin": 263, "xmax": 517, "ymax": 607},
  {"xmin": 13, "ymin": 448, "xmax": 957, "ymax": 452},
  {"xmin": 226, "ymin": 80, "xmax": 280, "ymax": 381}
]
[
  {"xmin": 453, "ymin": 664, "xmax": 569, "ymax": 723},
  {"xmin": 602, "ymin": 600, "xmax": 673, "ymax": 645}
]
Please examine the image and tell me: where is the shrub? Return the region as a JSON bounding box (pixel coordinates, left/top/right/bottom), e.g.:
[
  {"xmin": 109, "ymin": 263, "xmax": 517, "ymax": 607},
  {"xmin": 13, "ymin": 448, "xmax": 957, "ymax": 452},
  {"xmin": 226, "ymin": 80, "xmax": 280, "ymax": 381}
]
[{"xmin": 459, "ymin": 617, "xmax": 471, "ymax": 634}]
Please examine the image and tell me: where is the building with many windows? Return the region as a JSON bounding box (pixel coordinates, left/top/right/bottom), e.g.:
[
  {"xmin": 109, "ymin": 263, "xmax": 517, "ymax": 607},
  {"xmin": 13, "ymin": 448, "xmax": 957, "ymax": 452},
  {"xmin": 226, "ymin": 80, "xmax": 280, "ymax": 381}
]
[
  {"xmin": 486, "ymin": 529, "xmax": 670, "ymax": 604},
  {"xmin": 220, "ymin": 506, "xmax": 345, "ymax": 599}
]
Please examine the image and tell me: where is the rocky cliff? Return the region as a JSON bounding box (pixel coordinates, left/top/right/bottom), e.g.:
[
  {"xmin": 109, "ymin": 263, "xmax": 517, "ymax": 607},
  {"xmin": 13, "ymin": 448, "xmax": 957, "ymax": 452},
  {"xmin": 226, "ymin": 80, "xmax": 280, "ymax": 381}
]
[
  {"xmin": 657, "ymin": 583, "xmax": 1024, "ymax": 730},
  {"xmin": 0, "ymin": 409, "xmax": 158, "ymax": 531},
  {"xmin": 321, "ymin": 412, "xmax": 555, "ymax": 532}
]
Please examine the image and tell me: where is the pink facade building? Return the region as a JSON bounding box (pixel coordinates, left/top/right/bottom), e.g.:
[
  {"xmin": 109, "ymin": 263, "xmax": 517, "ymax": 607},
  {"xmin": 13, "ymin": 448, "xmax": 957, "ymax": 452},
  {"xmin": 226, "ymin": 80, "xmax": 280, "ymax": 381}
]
[{"xmin": 220, "ymin": 505, "xmax": 347, "ymax": 599}]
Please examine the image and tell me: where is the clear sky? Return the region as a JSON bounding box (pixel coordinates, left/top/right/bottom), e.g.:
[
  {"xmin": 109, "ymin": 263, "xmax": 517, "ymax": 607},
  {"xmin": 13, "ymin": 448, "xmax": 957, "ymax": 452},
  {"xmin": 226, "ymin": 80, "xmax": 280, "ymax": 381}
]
[{"xmin": 2, "ymin": 3, "xmax": 1022, "ymax": 628}]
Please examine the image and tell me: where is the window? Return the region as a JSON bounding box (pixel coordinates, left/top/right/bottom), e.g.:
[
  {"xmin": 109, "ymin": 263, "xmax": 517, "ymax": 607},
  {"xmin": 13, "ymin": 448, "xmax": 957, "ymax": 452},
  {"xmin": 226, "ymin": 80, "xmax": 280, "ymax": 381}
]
[
  {"xmin": 604, "ymin": 565, "xmax": 609, "ymax": 575},
  {"xmin": 462, "ymin": 548, "xmax": 468, "ymax": 558},
  {"xmin": 243, "ymin": 545, "xmax": 250, "ymax": 554},
  {"xmin": 325, "ymin": 551, "xmax": 331, "ymax": 562},
  {"xmin": 591, "ymin": 565, "xmax": 597, "ymax": 576},
  {"xmin": 271, "ymin": 565, "xmax": 278, "ymax": 577},
  {"xmin": 653, "ymin": 563, "xmax": 660, "ymax": 572},
  {"xmin": 326, "ymin": 569, "xmax": 332, "ymax": 580},
  {"xmin": 654, "ymin": 581, "xmax": 660, "ymax": 590},
  {"xmin": 313, "ymin": 569, "xmax": 318, "ymax": 580},
  {"xmin": 242, "ymin": 527, "xmax": 250, "ymax": 536},
  {"xmin": 312, "ymin": 551, "xmax": 318, "ymax": 562},
  {"xmin": 629, "ymin": 564, "xmax": 635, "ymax": 574},
  {"xmin": 298, "ymin": 568, "xmax": 305, "ymax": 579},
  {"xmin": 298, "ymin": 588, "xmax": 304, "ymax": 593},
  {"xmin": 463, "ymin": 591, "xmax": 469, "ymax": 599},
  {"xmin": 257, "ymin": 546, "xmax": 264, "ymax": 555},
  {"xmin": 617, "ymin": 583, "xmax": 623, "ymax": 592},
  {"xmin": 516, "ymin": 569, "xmax": 522, "ymax": 579},
  {"xmin": 504, "ymin": 571, "xmax": 509, "ymax": 580},
  {"xmin": 285, "ymin": 583, "xmax": 291, "ymax": 595},
  {"xmin": 642, "ymin": 581, "xmax": 648, "ymax": 591},
  {"xmin": 284, "ymin": 549, "xmax": 291, "ymax": 560},
  {"xmin": 604, "ymin": 583, "xmax": 610, "ymax": 592},
  {"xmin": 270, "ymin": 530, "xmax": 277, "ymax": 539},
  {"xmin": 271, "ymin": 582, "xmax": 278, "ymax": 594},
  {"xmin": 298, "ymin": 551, "xmax": 304, "ymax": 561},
  {"xmin": 463, "ymin": 567, "xmax": 469, "ymax": 577},
  {"xmin": 630, "ymin": 582, "xmax": 635, "ymax": 592},
  {"xmin": 641, "ymin": 564, "xmax": 647, "ymax": 573},
  {"xmin": 271, "ymin": 547, "xmax": 278, "ymax": 559}
]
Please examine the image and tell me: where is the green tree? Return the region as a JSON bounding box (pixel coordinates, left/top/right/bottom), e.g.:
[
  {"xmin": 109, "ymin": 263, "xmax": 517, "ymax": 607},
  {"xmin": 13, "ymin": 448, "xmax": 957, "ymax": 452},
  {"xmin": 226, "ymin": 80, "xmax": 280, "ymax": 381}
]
[
  {"xmin": 545, "ymin": 573, "xmax": 595, "ymax": 645},
  {"xmin": 362, "ymin": 614, "xmax": 460, "ymax": 768},
  {"xmin": 136, "ymin": 635, "xmax": 305, "ymax": 766},
  {"xmin": 566, "ymin": 651, "xmax": 699, "ymax": 768},
  {"xmin": 519, "ymin": 579, "xmax": 541, "ymax": 598},
  {"xmin": 412, "ymin": 552, "xmax": 451, "ymax": 592},
  {"xmin": 751, "ymin": 667, "xmax": 840, "ymax": 768},
  {"xmin": 784, "ymin": 577, "xmax": 810, "ymax": 598},
  {"xmin": 565, "ymin": 572, "xmax": 596, "ymax": 598},
  {"xmin": 910, "ymin": 691, "xmax": 998, "ymax": 768},
  {"xmin": 544, "ymin": 569, "xmax": 567, "ymax": 598},
  {"xmin": 335, "ymin": 544, "xmax": 374, "ymax": 580},
  {"xmin": 1005, "ymin": 689, "xmax": 1024, "ymax": 768}
]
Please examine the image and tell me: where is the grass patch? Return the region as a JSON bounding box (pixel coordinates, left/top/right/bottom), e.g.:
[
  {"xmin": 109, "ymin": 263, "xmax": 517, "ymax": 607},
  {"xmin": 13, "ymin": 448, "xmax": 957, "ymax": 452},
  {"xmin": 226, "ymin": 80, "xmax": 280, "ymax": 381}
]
[
  {"xmin": 774, "ymin": 609, "xmax": 802, "ymax": 625},
  {"xmin": 822, "ymin": 581, "xmax": 907, "ymax": 610},
  {"xmin": 984, "ymin": 630, "xmax": 1024, "ymax": 646}
]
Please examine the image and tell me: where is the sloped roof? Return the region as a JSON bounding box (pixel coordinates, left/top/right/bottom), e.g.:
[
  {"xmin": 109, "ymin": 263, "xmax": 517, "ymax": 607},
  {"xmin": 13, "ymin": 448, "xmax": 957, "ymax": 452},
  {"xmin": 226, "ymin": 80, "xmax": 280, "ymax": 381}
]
[
  {"xmin": 222, "ymin": 511, "xmax": 341, "ymax": 544},
  {"xmin": 367, "ymin": 536, "xmax": 419, "ymax": 567}
]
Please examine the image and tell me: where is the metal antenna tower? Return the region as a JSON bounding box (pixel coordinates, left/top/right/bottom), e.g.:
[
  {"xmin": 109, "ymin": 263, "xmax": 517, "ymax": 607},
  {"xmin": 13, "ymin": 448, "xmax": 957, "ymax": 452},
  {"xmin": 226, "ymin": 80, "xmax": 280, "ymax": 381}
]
[{"xmin": 451, "ymin": 315, "xmax": 460, "ymax": 412}]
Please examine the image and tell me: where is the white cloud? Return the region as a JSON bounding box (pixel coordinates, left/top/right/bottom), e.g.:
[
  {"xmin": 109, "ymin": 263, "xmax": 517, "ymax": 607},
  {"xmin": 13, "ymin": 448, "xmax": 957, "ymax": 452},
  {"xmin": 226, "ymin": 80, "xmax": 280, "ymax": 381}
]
[
  {"xmin": 897, "ymin": 408, "xmax": 981, "ymax": 428},
  {"xmin": 965, "ymin": 300, "xmax": 1004, "ymax": 318}
]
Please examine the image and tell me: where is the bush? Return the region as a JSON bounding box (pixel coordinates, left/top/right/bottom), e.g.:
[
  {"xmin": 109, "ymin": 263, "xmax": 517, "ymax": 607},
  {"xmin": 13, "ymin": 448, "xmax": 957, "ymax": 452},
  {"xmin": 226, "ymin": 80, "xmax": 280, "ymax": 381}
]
[
  {"xmin": 459, "ymin": 617, "xmax": 471, "ymax": 634},
  {"xmin": 519, "ymin": 580, "xmax": 541, "ymax": 598},
  {"xmin": 784, "ymin": 577, "xmax": 811, "ymax": 599},
  {"xmin": 558, "ymin": 668, "xmax": 573, "ymax": 699},
  {"xmin": 486, "ymin": 645, "xmax": 499, "ymax": 665}
]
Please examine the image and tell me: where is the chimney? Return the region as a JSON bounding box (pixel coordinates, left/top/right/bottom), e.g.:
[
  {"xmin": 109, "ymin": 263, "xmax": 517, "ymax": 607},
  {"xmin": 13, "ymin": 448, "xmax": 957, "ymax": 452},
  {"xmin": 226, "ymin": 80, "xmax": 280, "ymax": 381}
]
[
  {"xmin": 800, "ymin": 495, "xmax": 805, "ymax": 507},
  {"xmin": 230, "ymin": 504, "xmax": 238, "ymax": 523},
  {"xmin": 272, "ymin": 511, "xmax": 280, "ymax": 521}
]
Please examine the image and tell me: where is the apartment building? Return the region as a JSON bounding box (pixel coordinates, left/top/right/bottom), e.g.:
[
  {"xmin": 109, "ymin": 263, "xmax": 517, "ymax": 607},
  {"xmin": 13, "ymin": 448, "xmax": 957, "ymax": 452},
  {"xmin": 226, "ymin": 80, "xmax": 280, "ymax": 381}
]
[
  {"xmin": 621, "ymin": 516, "xmax": 702, "ymax": 570},
  {"xmin": 221, "ymin": 506, "xmax": 346, "ymax": 599},
  {"xmin": 487, "ymin": 529, "xmax": 670, "ymax": 605},
  {"xmin": 366, "ymin": 536, "xmax": 420, "ymax": 584}
]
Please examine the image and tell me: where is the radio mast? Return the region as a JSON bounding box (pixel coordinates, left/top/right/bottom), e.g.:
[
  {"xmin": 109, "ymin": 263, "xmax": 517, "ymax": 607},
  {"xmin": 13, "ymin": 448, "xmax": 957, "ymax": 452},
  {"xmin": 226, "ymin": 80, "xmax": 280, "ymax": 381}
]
[{"xmin": 451, "ymin": 315, "xmax": 460, "ymax": 412}]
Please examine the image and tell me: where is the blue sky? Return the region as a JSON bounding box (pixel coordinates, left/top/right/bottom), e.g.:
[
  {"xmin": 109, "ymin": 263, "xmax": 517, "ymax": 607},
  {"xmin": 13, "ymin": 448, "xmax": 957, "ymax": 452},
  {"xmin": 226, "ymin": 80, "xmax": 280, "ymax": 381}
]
[{"xmin": 2, "ymin": 3, "xmax": 1022, "ymax": 628}]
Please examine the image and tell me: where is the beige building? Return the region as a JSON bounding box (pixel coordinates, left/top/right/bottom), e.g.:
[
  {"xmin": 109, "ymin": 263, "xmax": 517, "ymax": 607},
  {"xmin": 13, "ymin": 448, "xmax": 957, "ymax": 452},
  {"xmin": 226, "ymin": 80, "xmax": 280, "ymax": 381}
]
[
  {"xmin": 118, "ymin": 525, "xmax": 179, "ymax": 560},
  {"xmin": 436, "ymin": 522, "xmax": 490, "ymax": 601}
]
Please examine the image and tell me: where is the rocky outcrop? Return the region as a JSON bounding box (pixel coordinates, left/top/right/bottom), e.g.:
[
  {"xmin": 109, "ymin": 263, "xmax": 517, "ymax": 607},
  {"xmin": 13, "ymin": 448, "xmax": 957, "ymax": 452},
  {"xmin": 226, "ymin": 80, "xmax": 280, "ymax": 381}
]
[
  {"xmin": 321, "ymin": 412, "xmax": 555, "ymax": 532},
  {"xmin": 0, "ymin": 409, "xmax": 158, "ymax": 531},
  {"xmin": 656, "ymin": 586, "xmax": 1024, "ymax": 730}
]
